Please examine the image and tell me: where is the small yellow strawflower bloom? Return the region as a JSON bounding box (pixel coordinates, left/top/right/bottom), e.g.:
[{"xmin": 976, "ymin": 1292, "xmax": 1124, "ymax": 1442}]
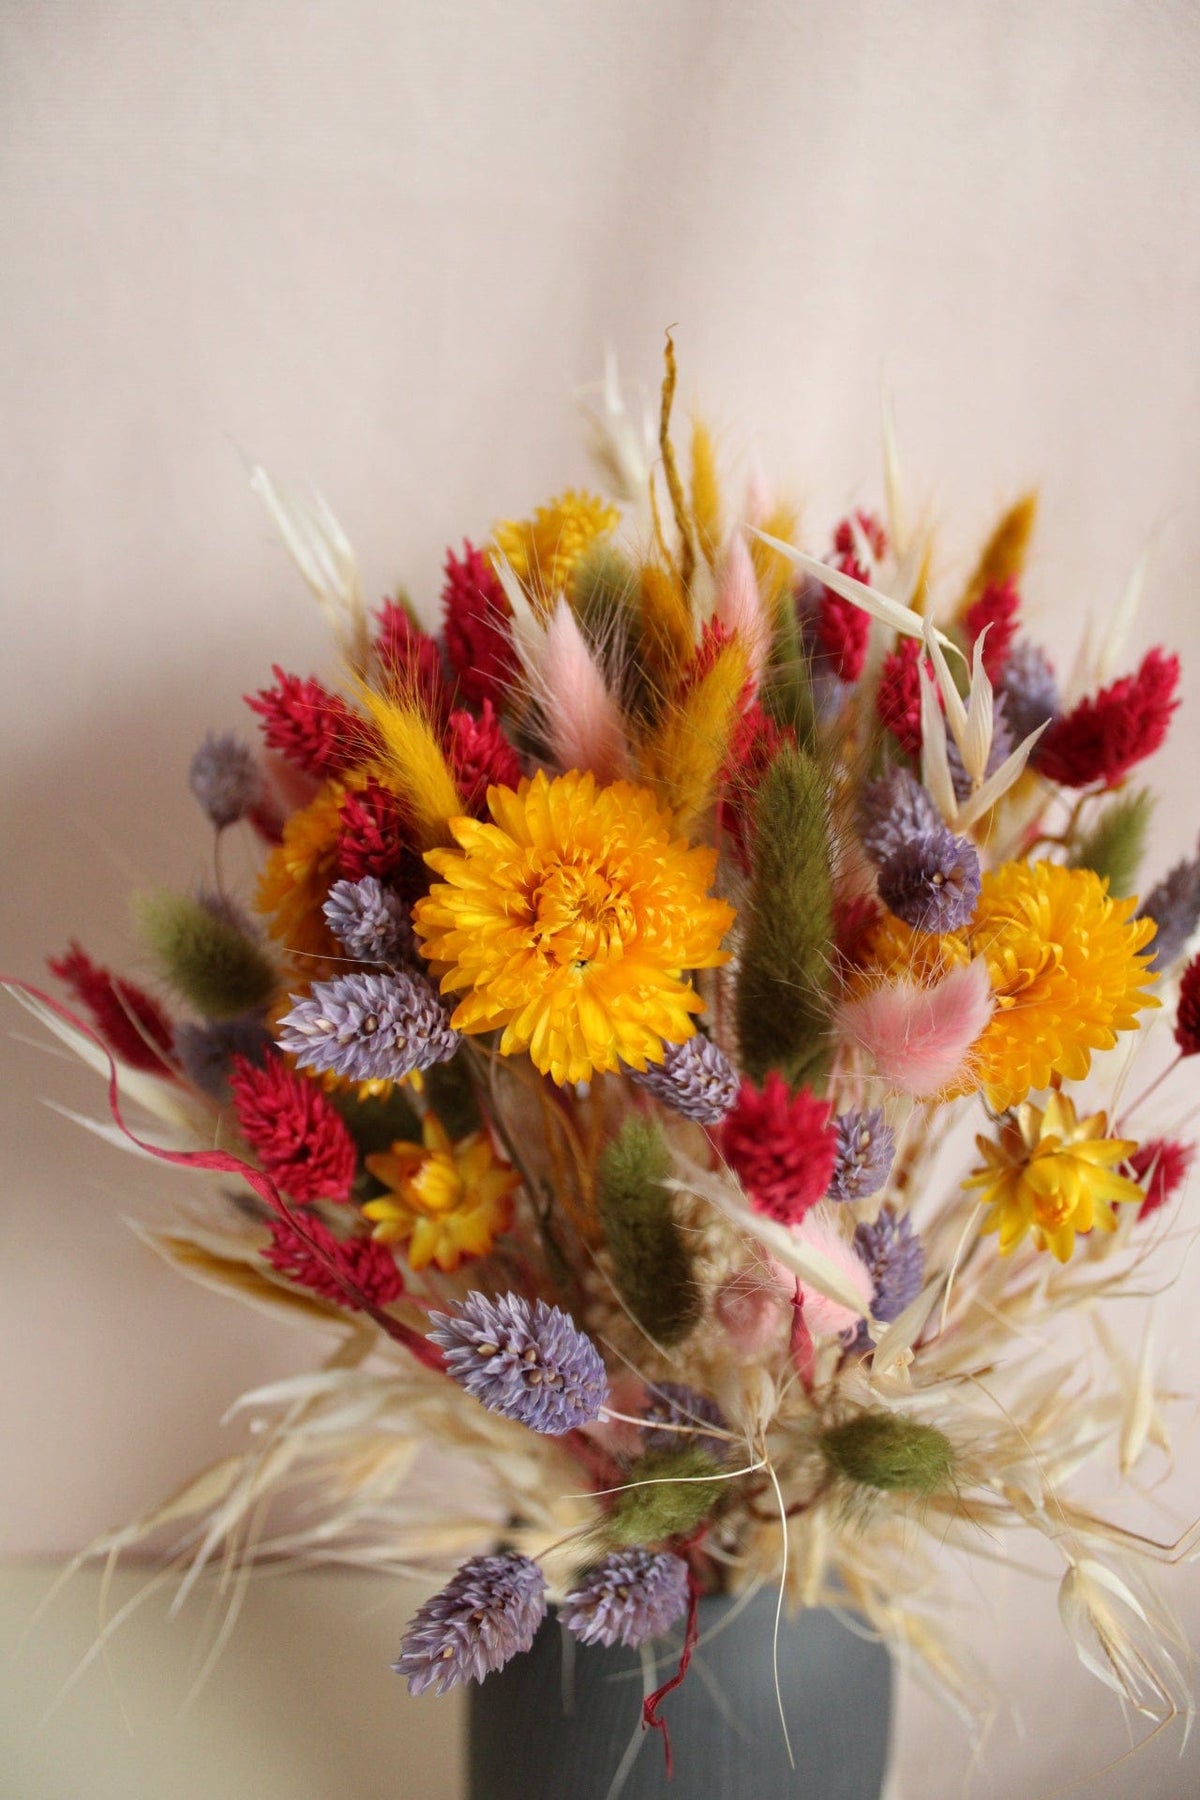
[
  {"xmin": 969, "ymin": 861, "xmax": 1157, "ymax": 1111},
  {"xmin": 857, "ymin": 861, "xmax": 1157, "ymax": 1112},
  {"xmin": 966, "ymin": 1091, "xmax": 1143, "ymax": 1262},
  {"xmin": 413, "ymin": 770, "xmax": 734, "ymax": 1086},
  {"xmin": 363, "ymin": 1116, "xmax": 518, "ymax": 1273},
  {"xmin": 256, "ymin": 780, "xmax": 351, "ymax": 968},
  {"xmin": 491, "ymin": 490, "xmax": 619, "ymax": 604}
]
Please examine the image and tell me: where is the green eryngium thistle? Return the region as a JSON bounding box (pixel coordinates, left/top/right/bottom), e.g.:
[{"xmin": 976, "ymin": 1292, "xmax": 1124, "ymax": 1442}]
[
  {"xmin": 608, "ymin": 1446, "xmax": 724, "ymax": 1545},
  {"xmin": 734, "ymin": 744, "xmax": 834, "ymax": 1089},
  {"xmin": 134, "ymin": 892, "xmax": 276, "ymax": 1020},
  {"xmin": 597, "ymin": 1116, "xmax": 699, "ymax": 1346}
]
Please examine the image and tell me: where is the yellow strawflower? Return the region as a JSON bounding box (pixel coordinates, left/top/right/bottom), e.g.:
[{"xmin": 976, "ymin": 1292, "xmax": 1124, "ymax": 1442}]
[
  {"xmin": 363, "ymin": 1115, "xmax": 518, "ymax": 1273},
  {"xmin": 491, "ymin": 490, "xmax": 619, "ymax": 604},
  {"xmin": 967, "ymin": 1091, "xmax": 1142, "ymax": 1261},
  {"xmin": 969, "ymin": 861, "xmax": 1157, "ymax": 1111},
  {"xmin": 413, "ymin": 769, "xmax": 733, "ymax": 1085}
]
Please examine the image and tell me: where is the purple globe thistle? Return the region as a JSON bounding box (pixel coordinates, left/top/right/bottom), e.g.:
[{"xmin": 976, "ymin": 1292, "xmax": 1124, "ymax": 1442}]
[
  {"xmin": 641, "ymin": 1382, "xmax": 729, "ymax": 1460},
  {"xmin": 947, "ymin": 696, "xmax": 1013, "ymax": 804},
  {"xmin": 174, "ymin": 1013, "xmax": 274, "ymax": 1100},
  {"xmin": 560, "ymin": 1550, "xmax": 690, "ymax": 1650},
  {"xmin": 859, "ymin": 767, "xmax": 939, "ymax": 867},
  {"xmin": 393, "ymin": 1553, "xmax": 547, "ymax": 1695},
  {"xmin": 628, "ymin": 1034, "xmax": 739, "ymax": 1124},
  {"xmin": 876, "ymin": 824, "xmax": 981, "ymax": 933},
  {"xmin": 323, "ymin": 875, "xmax": 411, "ymax": 965},
  {"xmin": 827, "ymin": 1107, "xmax": 895, "ymax": 1204},
  {"xmin": 188, "ymin": 732, "xmax": 263, "ymax": 829},
  {"xmin": 1138, "ymin": 848, "xmax": 1200, "ymax": 972},
  {"xmin": 854, "ymin": 1208, "xmax": 925, "ymax": 1338},
  {"xmin": 276, "ymin": 969, "xmax": 459, "ymax": 1083},
  {"xmin": 1001, "ymin": 639, "xmax": 1061, "ymax": 744},
  {"xmin": 429, "ymin": 1291, "xmax": 609, "ymax": 1435}
]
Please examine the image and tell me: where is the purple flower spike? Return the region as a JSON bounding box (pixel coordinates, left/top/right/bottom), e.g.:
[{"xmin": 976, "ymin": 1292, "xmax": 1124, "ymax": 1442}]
[
  {"xmin": 1001, "ymin": 640, "xmax": 1060, "ymax": 743},
  {"xmin": 323, "ymin": 875, "xmax": 411, "ymax": 965},
  {"xmin": 877, "ymin": 823, "xmax": 981, "ymax": 934},
  {"xmin": 854, "ymin": 1208, "xmax": 925, "ymax": 1335},
  {"xmin": 276, "ymin": 969, "xmax": 459, "ymax": 1083},
  {"xmin": 628, "ymin": 1035, "xmax": 739, "ymax": 1124},
  {"xmin": 859, "ymin": 768, "xmax": 940, "ymax": 867},
  {"xmin": 429, "ymin": 1291, "xmax": 609, "ymax": 1435},
  {"xmin": 561, "ymin": 1549, "xmax": 690, "ymax": 1650},
  {"xmin": 641, "ymin": 1382, "xmax": 729, "ymax": 1461},
  {"xmin": 827, "ymin": 1108, "xmax": 895, "ymax": 1204},
  {"xmin": 1138, "ymin": 848, "xmax": 1200, "ymax": 972},
  {"xmin": 394, "ymin": 1553, "xmax": 547, "ymax": 1695},
  {"xmin": 188, "ymin": 732, "xmax": 263, "ymax": 829}
]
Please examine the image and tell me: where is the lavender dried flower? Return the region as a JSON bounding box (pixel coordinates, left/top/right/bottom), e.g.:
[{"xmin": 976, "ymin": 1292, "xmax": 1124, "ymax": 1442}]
[
  {"xmin": 854, "ymin": 1208, "xmax": 925, "ymax": 1336},
  {"xmin": 641, "ymin": 1382, "xmax": 729, "ymax": 1460},
  {"xmin": 1138, "ymin": 849, "xmax": 1200, "ymax": 972},
  {"xmin": 323, "ymin": 875, "xmax": 410, "ymax": 965},
  {"xmin": 174, "ymin": 1013, "xmax": 273, "ymax": 1100},
  {"xmin": 188, "ymin": 732, "xmax": 262, "ymax": 829},
  {"xmin": 276, "ymin": 969, "xmax": 459, "ymax": 1083},
  {"xmin": 393, "ymin": 1553, "xmax": 546, "ymax": 1695},
  {"xmin": 560, "ymin": 1549, "xmax": 689, "ymax": 1649},
  {"xmin": 827, "ymin": 1107, "xmax": 895, "ymax": 1204},
  {"xmin": 877, "ymin": 825, "xmax": 981, "ymax": 933},
  {"xmin": 429, "ymin": 1290, "xmax": 609, "ymax": 1434},
  {"xmin": 628, "ymin": 1034, "xmax": 739, "ymax": 1124},
  {"xmin": 1001, "ymin": 639, "xmax": 1061, "ymax": 744},
  {"xmin": 859, "ymin": 768, "xmax": 939, "ymax": 867}
]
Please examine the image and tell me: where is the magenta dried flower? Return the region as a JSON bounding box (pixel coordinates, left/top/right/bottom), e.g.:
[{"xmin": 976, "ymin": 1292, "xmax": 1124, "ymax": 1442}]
[
  {"xmin": 561, "ymin": 1549, "xmax": 689, "ymax": 1649},
  {"xmin": 393, "ymin": 1553, "xmax": 546, "ymax": 1695},
  {"xmin": 429, "ymin": 1290, "xmax": 608, "ymax": 1435}
]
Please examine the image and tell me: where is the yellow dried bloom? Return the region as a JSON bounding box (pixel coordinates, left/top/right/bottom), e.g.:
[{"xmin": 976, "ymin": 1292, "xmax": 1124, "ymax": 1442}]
[
  {"xmin": 969, "ymin": 861, "xmax": 1158, "ymax": 1111},
  {"xmin": 363, "ymin": 1115, "xmax": 518, "ymax": 1273},
  {"xmin": 966, "ymin": 1091, "xmax": 1142, "ymax": 1261},
  {"xmin": 413, "ymin": 769, "xmax": 734, "ymax": 1085},
  {"xmin": 255, "ymin": 780, "xmax": 350, "ymax": 968},
  {"xmin": 491, "ymin": 490, "xmax": 620, "ymax": 604}
]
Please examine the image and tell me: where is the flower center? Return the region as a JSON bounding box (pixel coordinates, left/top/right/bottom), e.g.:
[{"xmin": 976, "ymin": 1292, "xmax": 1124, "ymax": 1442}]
[{"xmin": 529, "ymin": 858, "xmax": 635, "ymax": 967}]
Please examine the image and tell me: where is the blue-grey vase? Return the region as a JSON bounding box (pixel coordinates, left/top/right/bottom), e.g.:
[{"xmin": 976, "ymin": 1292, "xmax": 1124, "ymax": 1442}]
[{"xmin": 468, "ymin": 1590, "xmax": 892, "ymax": 1799}]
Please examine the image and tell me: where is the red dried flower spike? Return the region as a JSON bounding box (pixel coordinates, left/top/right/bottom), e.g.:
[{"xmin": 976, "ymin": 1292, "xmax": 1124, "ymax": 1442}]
[
  {"xmin": 1175, "ymin": 954, "xmax": 1200, "ymax": 1057},
  {"xmin": 337, "ymin": 777, "xmax": 409, "ymax": 883},
  {"xmin": 1127, "ymin": 1137, "xmax": 1194, "ymax": 1219},
  {"xmin": 446, "ymin": 701, "xmax": 523, "ymax": 816},
  {"xmin": 1036, "ymin": 648, "xmax": 1181, "ymax": 790},
  {"xmin": 374, "ymin": 600, "xmax": 450, "ymax": 723},
  {"xmin": 718, "ymin": 702, "xmax": 790, "ymax": 872},
  {"xmin": 832, "ymin": 892, "xmax": 882, "ymax": 978},
  {"xmin": 831, "ymin": 510, "xmax": 888, "ymax": 564},
  {"xmin": 442, "ymin": 541, "xmax": 519, "ymax": 711},
  {"xmin": 817, "ymin": 513, "xmax": 886, "ymax": 683},
  {"xmin": 263, "ymin": 1212, "xmax": 405, "ymax": 1308},
  {"xmin": 246, "ymin": 666, "xmax": 377, "ymax": 779},
  {"xmin": 47, "ymin": 943, "xmax": 175, "ymax": 1075},
  {"xmin": 720, "ymin": 1072, "xmax": 837, "ymax": 1226},
  {"xmin": 229, "ymin": 1054, "xmax": 357, "ymax": 1203},
  {"xmin": 876, "ymin": 637, "xmax": 938, "ymax": 758},
  {"xmin": 963, "ymin": 579, "xmax": 1020, "ymax": 683}
]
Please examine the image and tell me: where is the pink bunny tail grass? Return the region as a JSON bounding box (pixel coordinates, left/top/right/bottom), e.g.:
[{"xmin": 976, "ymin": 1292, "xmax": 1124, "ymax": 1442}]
[
  {"xmin": 836, "ymin": 957, "xmax": 994, "ymax": 1098},
  {"xmin": 788, "ymin": 1207, "xmax": 875, "ymax": 1336},
  {"xmin": 533, "ymin": 596, "xmax": 630, "ymax": 782},
  {"xmin": 713, "ymin": 531, "xmax": 769, "ymax": 690}
]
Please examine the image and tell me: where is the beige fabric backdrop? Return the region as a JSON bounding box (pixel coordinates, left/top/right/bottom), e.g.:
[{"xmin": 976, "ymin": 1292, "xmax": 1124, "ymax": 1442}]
[{"xmin": 2, "ymin": 2, "xmax": 1199, "ymax": 1794}]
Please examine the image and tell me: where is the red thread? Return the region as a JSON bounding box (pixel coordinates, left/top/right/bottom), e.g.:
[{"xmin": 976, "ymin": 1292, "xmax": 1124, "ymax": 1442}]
[{"xmin": 642, "ymin": 1568, "xmax": 701, "ymax": 1778}]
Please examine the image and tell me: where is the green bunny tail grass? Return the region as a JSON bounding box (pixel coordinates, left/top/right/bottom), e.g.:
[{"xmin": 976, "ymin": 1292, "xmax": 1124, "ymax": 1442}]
[
  {"xmin": 1069, "ymin": 789, "xmax": 1154, "ymax": 898},
  {"xmin": 735, "ymin": 743, "xmax": 835, "ymax": 1089},
  {"xmin": 608, "ymin": 1446, "xmax": 724, "ymax": 1545},
  {"xmin": 820, "ymin": 1411, "xmax": 954, "ymax": 1496},
  {"xmin": 134, "ymin": 892, "xmax": 276, "ymax": 1020},
  {"xmin": 597, "ymin": 1115, "xmax": 700, "ymax": 1347}
]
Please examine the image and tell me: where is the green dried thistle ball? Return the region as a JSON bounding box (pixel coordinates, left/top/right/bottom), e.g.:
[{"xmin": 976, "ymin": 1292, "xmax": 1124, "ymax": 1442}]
[
  {"xmin": 607, "ymin": 1446, "xmax": 724, "ymax": 1546},
  {"xmin": 819, "ymin": 1410, "xmax": 953, "ymax": 1496}
]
